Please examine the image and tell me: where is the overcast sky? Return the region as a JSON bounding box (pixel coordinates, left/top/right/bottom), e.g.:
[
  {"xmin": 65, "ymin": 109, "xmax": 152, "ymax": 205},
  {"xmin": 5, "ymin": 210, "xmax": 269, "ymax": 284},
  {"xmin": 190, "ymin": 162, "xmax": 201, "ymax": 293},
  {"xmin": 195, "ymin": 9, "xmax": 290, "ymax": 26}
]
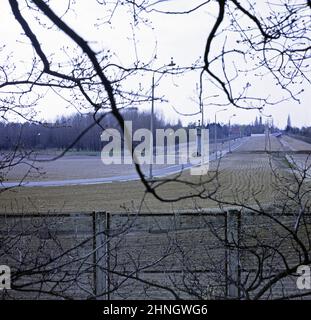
[{"xmin": 1, "ymin": 0, "xmax": 310, "ymax": 128}]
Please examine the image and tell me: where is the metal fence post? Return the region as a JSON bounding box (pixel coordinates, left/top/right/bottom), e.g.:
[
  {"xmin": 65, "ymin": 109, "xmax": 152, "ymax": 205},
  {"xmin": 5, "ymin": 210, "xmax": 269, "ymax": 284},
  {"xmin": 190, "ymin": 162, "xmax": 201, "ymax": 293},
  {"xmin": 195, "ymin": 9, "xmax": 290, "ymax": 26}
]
[
  {"xmin": 225, "ymin": 209, "xmax": 241, "ymax": 299},
  {"xmin": 106, "ymin": 211, "xmax": 110, "ymax": 300},
  {"xmin": 93, "ymin": 212, "xmax": 110, "ymax": 299}
]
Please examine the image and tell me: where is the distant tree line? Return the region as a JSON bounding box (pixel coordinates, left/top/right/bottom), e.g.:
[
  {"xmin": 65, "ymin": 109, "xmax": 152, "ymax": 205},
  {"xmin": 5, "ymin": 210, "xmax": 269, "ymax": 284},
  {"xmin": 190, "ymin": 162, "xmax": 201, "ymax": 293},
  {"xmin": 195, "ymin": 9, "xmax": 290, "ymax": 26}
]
[
  {"xmin": 187, "ymin": 116, "xmax": 278, "ymax": 141},
  {"xmin": 3, "ymin": 111, "xmax": 308, "ymax": 152},
  {"xmin": 285, "ymin": 115, "xmax": 311, "ymax": 143},
  {"xmin": 0, "ymin": 109, "xmax": 182, "ymax": 151}
]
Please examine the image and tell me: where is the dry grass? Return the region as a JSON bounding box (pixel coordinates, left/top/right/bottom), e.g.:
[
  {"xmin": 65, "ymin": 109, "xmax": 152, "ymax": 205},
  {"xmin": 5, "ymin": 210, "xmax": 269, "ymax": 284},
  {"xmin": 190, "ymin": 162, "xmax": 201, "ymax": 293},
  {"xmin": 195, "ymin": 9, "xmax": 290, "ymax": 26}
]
[
  {"xmin": 281, "ymin": 135, "xmax": 311, "ymax": 151},
  {"xmin": 4, "ymin": 157, "xmax": 167, "ymax": 182},
  {"xmin": 2, "ymin": 136, "xmax": 297, "ymax": 214},
  {"xmin": 0, "ymin": 153, "xmax": 277, "ymax": 214},
  {"xmin": 235, "ymin": 136, "xmax": 283, "ymax": 152},
  {"xmin": 4, "ymin": 141, "xmax": 235, "ymax": 183}
]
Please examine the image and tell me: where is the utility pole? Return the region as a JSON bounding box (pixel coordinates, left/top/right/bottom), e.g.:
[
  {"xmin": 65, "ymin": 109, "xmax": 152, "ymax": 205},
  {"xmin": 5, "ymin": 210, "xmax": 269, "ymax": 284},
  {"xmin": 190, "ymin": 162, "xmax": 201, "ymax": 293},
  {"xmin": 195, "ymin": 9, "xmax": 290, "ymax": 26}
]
[
  {"xmin": 149, "ymin": 58, "xmax": 176, "ymax": 180},
  {"xmin": 214, "ymin": 109, "xmax": 227, "ymax": 158},
  {"xmin": 261, "ymin": 113, "xmax": 272, "ymax": 152},
  {"xmin": 149, "ymin": 74, "xmax": 155, "ymax": 180},
  {"xmin": 196, "ymin": 120, "xmax": 202, "ymax": 156},
  {"xmin": 228, "ymin": 114, "xmax": 236, "ymax": 153}
]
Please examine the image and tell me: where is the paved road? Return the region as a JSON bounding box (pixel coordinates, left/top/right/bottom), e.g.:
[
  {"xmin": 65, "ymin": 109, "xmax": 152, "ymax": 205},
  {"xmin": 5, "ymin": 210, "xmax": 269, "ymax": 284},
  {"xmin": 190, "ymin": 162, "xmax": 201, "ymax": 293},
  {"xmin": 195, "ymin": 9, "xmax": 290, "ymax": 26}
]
[{"xmin": 2, "ymin": 137, "xmax": 248, "ymax": 188}]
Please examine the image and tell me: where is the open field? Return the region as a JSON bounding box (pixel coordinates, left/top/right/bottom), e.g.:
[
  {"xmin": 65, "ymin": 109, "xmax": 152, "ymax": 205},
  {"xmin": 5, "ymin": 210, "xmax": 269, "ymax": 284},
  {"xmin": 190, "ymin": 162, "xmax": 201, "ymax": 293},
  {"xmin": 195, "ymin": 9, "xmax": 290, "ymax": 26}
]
[
  {"xmin": 3, "ymin": 140, "xmax": 238, "ymax": 183},
  {"xmin": 0, "ymin": 135, "xmax": 310, "ymax": 214},
  {"xmin": 0, "ymin": 154, "xmax": 277, "ymax": 213},
  {"xmin": 4, "ymin": 158, "xmax": 166, "ymax": 182},
  {"xmin": 280, "ymin": 135, "xmax": 311, "ymax": 151},
  {"xmin": 279, "ymin": 136, "xmax": 311, "ymax": 178},
  {"xmin": 235, "ymin": 135, "xmax": 283, "ymax": 152},
  {"xmin": 1, "ymin": 135, "xmax": 310, "ymax": 300}
]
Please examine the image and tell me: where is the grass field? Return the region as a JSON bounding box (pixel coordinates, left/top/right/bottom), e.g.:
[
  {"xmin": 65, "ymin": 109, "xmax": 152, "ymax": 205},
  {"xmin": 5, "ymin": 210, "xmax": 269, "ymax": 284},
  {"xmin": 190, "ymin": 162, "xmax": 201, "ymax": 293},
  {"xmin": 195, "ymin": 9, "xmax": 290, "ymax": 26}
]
[
  {"xmin": 3, "ymin": 140, "xmax": 236, "ymax": 182},
  {"xmin": 0, "ymin": 155, "xmax": 277, "ymax": 214},
  {"xmin": 236, "ymin": 135, "xmax": 283, "ymax": 152},
  {"xmin": 0, "ymin": 135, "xmax": 310, "ymax": 214},
  {"xmin": 281, "ymin": 135, "xmax": 311, "ymax": 151},
  {"xmin": 4, "ymin": 158, "xmax": 166, "ymax": 182}
]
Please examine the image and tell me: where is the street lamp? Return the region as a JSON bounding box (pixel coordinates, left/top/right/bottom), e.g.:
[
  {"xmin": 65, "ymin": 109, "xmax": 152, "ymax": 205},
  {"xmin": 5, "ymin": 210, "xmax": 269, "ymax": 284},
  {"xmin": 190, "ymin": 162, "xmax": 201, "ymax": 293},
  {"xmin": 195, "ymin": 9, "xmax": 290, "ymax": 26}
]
[
  {"xmin": 214, "ymin": 109, "xmax": 227, "ymax": 158},
  {"xmin": 261, "ymin": 113, "xmax": 272, "ymax": 152},
  {"xmin": 149, "ymin": 58, "xmax": 176, "ymax": 180},
  {"xmin": 195, "ymin": 86, "xmax": 219, "ymax": 128},
  {"xmin": 37, "ymin": 132, "xmax": 41, "ymax": 149},
  {"xmin": 195, "ymin": 90, "xmax": 219, "ymax": 158},
  {"xmin": 228, "ymin": 114, "xmax": 236, "ymax": 153}
]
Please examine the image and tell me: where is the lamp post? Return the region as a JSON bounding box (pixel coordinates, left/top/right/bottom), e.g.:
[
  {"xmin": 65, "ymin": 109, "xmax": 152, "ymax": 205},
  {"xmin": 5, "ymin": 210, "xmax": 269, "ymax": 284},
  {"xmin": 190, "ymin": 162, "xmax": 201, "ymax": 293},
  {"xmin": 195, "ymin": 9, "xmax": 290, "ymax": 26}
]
[
  {"xmin": 149, "ymin": 58, "xmax": 176, "ymax": 180},
  {"xmin": 261, "ymin": 113, "xmax": 272, "ymax": 152},
  {"xmin": 195, "ymin": 87, "xmax": 219, "ymax": 129},
  {"xmin": 214, "ymin": 109, "xmax": 227, "ymax": 158},
  {"xmin": 228, "ymin": 114, "xmax": 236, "ymax": 153},
  {"xmin": 37, "ymin": 132, "xmax": 41, "ymax": 149},
  {"xmin": 196, "ymin": 120, "xmax": 202, "ymax": 157}
]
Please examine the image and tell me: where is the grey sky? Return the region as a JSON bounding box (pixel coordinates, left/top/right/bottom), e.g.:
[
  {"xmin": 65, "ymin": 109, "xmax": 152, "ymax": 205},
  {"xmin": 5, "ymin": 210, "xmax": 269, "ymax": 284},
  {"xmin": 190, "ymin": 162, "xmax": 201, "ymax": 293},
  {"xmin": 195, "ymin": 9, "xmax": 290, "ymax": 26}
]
[{"xmin": 1, "ymin": 0, "xmax": 310, "ymax": 128}]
